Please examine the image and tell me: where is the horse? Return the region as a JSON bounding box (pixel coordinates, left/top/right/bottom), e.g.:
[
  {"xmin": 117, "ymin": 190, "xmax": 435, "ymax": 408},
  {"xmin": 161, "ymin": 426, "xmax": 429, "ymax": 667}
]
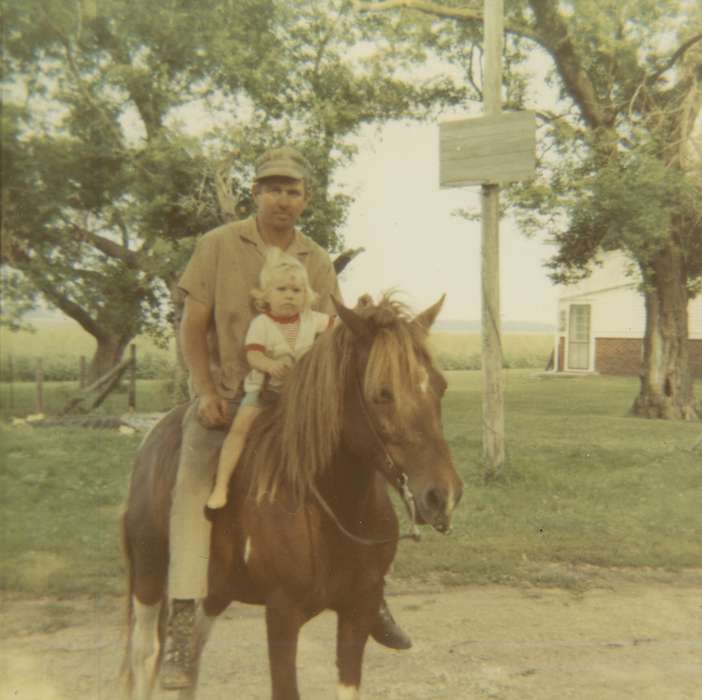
[{"xmin": 121, "ymin": 293, "xmax": 463, "ymax": 700}]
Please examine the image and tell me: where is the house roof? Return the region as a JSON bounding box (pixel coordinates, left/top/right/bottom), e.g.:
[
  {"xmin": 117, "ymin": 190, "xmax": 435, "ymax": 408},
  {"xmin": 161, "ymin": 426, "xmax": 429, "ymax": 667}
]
[{"xmin": 556, "ymin": 250, "xmax": 639, "ymax": 300}]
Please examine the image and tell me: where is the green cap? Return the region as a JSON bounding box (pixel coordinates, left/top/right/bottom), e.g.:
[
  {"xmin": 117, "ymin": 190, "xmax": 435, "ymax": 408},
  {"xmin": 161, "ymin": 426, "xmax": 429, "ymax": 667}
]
[{"xmin": 254, "ymin": 146, "xmax": 311, "ymax": 182}]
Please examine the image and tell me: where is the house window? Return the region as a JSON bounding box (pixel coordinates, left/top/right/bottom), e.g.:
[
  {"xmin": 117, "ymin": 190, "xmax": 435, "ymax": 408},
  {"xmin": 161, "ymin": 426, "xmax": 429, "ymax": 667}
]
[{"xmin": 568, "ymin": 304, "xmax": 591, "ymax": 370}]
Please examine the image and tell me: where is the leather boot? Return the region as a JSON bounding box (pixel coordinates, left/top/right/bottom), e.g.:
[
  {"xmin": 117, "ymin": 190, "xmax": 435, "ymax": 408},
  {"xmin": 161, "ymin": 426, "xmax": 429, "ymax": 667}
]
[
  {"xmin": 161, "ymin": 599, "xmax": 197, "ymax": 689},
  {"xmin": 370, "ymin": 597, "xmax": 412, "ymax": 650}
]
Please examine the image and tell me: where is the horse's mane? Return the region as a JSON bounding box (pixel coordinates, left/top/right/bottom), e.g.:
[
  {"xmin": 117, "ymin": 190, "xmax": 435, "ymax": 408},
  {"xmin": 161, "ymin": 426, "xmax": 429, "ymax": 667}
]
[{"xmin": 248, "ymin": 293, "xmax": 434, "ymax": 505}]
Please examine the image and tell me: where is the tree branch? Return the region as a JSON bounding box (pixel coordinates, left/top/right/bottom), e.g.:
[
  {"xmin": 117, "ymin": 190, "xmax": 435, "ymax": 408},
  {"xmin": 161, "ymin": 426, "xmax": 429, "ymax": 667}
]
[
  {"xmin": 466, "ymin": 45, "xmax": 482, "ymax": 100},
  {"xmin": 354, "ymin": 0, "xmax": 481, "ymax": 22},
  {"xmin": 648, "ymin": 33, "xmax": 702, "ymax": 84},
  {"xmin": 527, "ymin": 0, "xmax": 612, "ymax": 130},
  {"xmin": 664, "ymin": 58, "xmax": 702, "ymax": 169},
  {"xmin": 71, "ymin": 225, "xmax": 141, "ymax": 267},
  {"xmin": 213, "ymin": 151, "xmax": 242, "ymax": 221},
  {"xmin": 7, "ymin": 242, "xmax": 106, "ymax": 338},
  {"xmin": 352, "ymin": 0, "xmax": 539, "ymax": 42}
]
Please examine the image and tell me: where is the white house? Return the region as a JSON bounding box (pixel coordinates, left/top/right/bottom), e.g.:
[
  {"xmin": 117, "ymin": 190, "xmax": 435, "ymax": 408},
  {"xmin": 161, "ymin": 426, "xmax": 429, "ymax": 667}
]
[{"xmin": 553, "ymin": 250, "xmax": 702, "ymax": 377}]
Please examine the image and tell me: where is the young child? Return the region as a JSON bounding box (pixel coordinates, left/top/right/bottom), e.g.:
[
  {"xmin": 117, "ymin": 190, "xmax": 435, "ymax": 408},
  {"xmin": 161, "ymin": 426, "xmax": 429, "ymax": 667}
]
[{"xmin": 206, "ymin": 248, "xmax": 334, "ymax": 509}]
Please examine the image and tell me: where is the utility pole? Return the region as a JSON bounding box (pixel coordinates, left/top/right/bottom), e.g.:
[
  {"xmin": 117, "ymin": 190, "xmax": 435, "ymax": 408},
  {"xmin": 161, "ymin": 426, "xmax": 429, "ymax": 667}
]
[{"xmin": 481, "ymin": 0, "xmax": 505, "ymax": 477}]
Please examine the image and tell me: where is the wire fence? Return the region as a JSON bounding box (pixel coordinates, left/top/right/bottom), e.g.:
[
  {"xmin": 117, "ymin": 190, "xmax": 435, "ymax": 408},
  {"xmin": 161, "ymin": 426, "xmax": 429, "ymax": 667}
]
[{"xmin": 3, "ymin": 344, "xmax": 139, "ymax": 415}]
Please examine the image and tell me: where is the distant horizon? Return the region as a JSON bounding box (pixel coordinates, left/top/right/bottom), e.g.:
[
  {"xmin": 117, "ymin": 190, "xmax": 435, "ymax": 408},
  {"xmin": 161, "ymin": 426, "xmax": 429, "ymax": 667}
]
[
  {"xmin": 15, "ymin": 309, "xmax": 556, "ymax": 334},
  {"xmin": 434, "ymin": 318, "xmax": 555, "ymax": 333}
]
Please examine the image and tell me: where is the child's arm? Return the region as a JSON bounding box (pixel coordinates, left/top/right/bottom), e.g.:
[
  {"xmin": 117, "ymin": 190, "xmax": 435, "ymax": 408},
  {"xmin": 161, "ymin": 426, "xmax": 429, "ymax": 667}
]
[{"xmin": 246, "ymin": 350, "xmax": 293, "ymax": 379}]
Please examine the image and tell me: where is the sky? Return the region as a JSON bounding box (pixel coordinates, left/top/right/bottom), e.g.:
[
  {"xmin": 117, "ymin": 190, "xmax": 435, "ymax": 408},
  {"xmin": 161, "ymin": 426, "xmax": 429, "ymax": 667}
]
[{"xmin": 334, "ymin": 120, "xmax": 559, "ymax": 325}]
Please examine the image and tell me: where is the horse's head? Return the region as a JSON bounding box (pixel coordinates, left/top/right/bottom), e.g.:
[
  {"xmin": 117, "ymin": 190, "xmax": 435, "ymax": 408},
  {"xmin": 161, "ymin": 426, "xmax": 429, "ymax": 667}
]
[{"xmin": 333, "ymin": 293, "xmax": 463, "ymax": 534}]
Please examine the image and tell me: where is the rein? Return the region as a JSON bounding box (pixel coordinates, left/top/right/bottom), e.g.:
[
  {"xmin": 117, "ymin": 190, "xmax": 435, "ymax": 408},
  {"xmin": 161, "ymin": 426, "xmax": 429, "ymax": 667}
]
[{"xmin": 310, "ymin": 370, "xmax": 421, "ymax": 546}]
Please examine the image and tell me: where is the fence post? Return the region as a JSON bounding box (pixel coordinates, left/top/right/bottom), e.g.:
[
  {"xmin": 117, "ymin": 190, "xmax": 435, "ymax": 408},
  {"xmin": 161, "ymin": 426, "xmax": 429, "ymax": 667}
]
[
  {"xmin": 79, "ymin": 356, "xmax": 87, "ymax": 389},
  {"xmin": 8, "ymin": 354, "xmax": 15, "ymax": 412},
  {"xmin": 128, "ymin": 344, "xmax": 137, "ymax": 412},
  {"xmin": 36, "ymin": 358, "xmax": 44, "ymax": 414}
]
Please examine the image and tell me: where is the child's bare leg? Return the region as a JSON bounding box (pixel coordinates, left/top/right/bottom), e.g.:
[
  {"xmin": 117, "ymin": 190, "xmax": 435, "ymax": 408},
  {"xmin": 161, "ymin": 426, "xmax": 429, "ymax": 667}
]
[{"xmin": 207, "ymin": 405, "xmax": 261, "ymax": 509}]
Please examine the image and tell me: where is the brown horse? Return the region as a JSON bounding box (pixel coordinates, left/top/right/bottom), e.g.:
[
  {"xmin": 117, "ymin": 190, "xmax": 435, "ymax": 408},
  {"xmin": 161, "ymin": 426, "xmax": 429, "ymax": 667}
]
[{"xmin": 121, "ymin": 294, "xmax": 463, "ymax": 700}]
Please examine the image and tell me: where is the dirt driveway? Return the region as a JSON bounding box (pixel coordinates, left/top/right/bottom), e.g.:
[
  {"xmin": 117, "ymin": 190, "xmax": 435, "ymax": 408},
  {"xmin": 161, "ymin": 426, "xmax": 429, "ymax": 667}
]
[{"xmin": 2, "ymin": 570, "xmax": 701, "ymax": 700}]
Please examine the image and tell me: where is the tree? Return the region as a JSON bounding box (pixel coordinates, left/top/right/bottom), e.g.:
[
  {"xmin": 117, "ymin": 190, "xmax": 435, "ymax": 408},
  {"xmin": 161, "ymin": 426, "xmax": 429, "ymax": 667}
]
[
  {"xmin": 1, "ymin": 0, "xmax": 463, "ymax": 381},
  {"xmin": 2, "ymin": 1, "xmax": 242, "ymax": 378},
  {"xmin": 355, "ymin": 0, "xmax": 702, "ymax": 419}
]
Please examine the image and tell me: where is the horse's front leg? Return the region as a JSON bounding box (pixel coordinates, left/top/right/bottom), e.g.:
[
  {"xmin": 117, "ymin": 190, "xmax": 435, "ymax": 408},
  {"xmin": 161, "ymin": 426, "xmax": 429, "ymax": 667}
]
[
  {"xmin": 265, "ymin": 591, "xmax": 305, "ymax": 700},
  {"xmin": 335, "ymin": 590, "xmax": 382, "ymax": 700}
]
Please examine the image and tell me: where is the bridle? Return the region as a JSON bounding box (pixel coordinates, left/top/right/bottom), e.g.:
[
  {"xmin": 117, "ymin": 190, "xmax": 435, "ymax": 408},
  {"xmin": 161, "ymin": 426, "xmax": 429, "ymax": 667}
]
[{"xmin": 310, "ymin": 368, "xmax": 422, "ymax": 546}]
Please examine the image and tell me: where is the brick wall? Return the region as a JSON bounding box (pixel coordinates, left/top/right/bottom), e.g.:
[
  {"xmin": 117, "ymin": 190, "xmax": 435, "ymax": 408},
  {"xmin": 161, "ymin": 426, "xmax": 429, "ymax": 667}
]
[
  {"xmin": 595, "ymin": 338, "xmax": 642, "ymax": 376},
  {"xmin": 689, "ymin": 339, "xmax": 702, "ymax": 379},
  {"xmin": 595, "ymin": 337, "xmax": 702, "ymax": 378}
]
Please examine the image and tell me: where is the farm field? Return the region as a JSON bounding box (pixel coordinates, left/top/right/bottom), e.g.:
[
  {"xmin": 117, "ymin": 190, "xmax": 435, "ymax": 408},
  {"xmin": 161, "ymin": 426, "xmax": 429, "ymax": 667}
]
[
  {"xmin": 0, "ymin": 320, "xmax": 176, "ymax": 359},
  {"xmin": 0, "ymin": 320, "xmax": 553, "ymax": 384},
  {"xmin": 1, "ymin": 369, "xmax": 701, "ymax": 699},
  {"xmin": 428, "ymin": 331, "xmax": 553, "ymax": 370},
  {"xmin": 0, "ymin": 322, "xmax": 175, "ymax": 384},
  {"xmin": 0, "ymin": 321, "xmax": 553, "ymax": 419}
]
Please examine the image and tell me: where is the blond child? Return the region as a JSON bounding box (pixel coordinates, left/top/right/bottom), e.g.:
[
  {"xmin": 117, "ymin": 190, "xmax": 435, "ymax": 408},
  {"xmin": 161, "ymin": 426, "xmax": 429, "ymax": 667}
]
[{"xmin": 206, "ymin": 248, "xmax": 334, "ymax": 509}]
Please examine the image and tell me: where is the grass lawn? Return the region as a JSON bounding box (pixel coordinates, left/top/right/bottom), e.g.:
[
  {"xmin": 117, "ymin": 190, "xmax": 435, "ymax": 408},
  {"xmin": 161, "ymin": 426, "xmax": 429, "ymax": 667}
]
[
  {"xmin": 1, "ymin": 370, "xmax": 701, "ymax": 595},
  {"xmin": 393, "ymin": 371, "xmax": 702, "ymax": 587},
  {"xmin": 0, "ymin": 425, "xmax": 141, "ymax": 594}
]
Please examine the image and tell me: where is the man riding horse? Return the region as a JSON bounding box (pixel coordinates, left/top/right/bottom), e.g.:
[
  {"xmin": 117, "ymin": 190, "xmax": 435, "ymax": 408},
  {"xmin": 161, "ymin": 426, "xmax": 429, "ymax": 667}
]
[{"xmin": 162, "ymin": 145, "xmax": 411, "ymax": 690}]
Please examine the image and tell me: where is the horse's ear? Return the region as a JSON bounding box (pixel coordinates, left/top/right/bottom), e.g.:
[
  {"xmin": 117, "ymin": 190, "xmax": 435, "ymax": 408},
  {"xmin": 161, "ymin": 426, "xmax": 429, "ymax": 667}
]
[
  {"xmin": 414, "ymin": 294, "xmax": 446, "ymax": 331},
  {"xmin": 331, "ymin": 295, "xmax": 370, "ymax": 339}
]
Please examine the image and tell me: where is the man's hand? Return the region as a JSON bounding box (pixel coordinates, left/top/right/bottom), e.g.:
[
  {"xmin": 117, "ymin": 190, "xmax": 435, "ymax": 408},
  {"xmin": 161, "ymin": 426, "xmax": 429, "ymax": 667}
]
[
  {"xmin": 196, "ymin": 393, "xmax": 229, "ymax": 428},
  {"xmin": 268, "ymin": 355, "xmax": 294, "ymax": 380}
]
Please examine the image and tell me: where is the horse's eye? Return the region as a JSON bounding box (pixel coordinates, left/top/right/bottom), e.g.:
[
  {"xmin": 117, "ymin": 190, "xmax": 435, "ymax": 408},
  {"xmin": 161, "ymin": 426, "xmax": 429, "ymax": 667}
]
[{"xmin": 375, "ymin": 388, "xmax": 394, "ymax": 404}]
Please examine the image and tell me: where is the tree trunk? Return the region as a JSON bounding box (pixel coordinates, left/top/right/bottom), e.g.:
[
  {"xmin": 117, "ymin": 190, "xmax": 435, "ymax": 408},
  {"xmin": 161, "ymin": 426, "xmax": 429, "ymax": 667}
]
[
  {"xmin": 89, "ymin": 333, "xmax": 132, "ymax": 384},
  {"xmin": 631, "ymin": 242, "xmax": 698, "ymax": 420}
]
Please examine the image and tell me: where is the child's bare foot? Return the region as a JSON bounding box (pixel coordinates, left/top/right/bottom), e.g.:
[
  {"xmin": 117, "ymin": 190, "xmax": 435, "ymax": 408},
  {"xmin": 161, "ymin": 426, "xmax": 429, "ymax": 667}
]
[{"xmin": 206, "ymin": 491, "xmax": 227, "ymax": 509}]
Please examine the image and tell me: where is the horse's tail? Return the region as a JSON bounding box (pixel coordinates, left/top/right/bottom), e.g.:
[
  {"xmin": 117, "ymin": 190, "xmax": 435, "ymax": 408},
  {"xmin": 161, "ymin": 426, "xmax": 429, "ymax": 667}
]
[{"xmin": 119, "ymin": 510, "xmax": 136, "ymax": 698}]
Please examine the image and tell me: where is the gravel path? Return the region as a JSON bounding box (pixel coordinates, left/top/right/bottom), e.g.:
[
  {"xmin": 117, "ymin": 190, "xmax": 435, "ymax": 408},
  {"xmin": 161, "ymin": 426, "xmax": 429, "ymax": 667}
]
[{"xmin": 2, "ymin": 571, "xmax": 701, "ymax": 699}]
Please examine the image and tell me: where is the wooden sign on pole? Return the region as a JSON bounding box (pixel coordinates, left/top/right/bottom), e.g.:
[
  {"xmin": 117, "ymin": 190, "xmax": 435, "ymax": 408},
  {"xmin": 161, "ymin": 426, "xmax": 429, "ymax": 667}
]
[{"xmin": 439, "ymin": 111, "xmax": 536, "ymax": 187}]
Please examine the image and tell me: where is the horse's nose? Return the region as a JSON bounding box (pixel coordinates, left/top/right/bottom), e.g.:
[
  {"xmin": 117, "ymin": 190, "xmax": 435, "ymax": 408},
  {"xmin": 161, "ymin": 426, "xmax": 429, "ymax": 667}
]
[
  {"xmin": 424, "ymin": 485, "xmax": 449, "ymax": 515},
  {"xmin": 418, "ymin": 474, "xmax": 463, "ymax": 533}
]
